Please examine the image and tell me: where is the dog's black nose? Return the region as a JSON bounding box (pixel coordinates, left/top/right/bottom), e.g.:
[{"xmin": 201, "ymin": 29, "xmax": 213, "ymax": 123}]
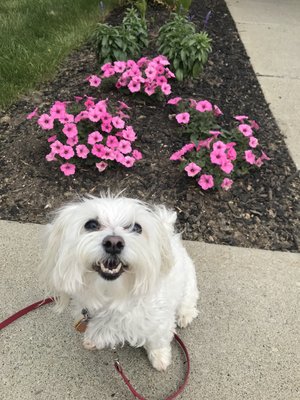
[{"xmin": 102, "ymin": 235, "xmax": 125, "ymax": 255}]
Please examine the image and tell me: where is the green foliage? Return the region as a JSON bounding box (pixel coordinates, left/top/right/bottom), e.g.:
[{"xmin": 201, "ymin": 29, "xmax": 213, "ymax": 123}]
[
  {"xmin": 153, "ymin": 0, "xmax": 192, "ymax": 13},
  {"xmin": 91, "ymin": 7, "xmax": 148, "ymax": 64},
  {"xmin": 158, "ymin": 14, "xmax": 212, "ymax": 80}
]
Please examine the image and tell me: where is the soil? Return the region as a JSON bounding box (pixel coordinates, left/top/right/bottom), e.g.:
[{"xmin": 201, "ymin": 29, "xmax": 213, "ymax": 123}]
[{"xmin": 0, "ymin": 0, "xmax": 299, "ymax": 252}]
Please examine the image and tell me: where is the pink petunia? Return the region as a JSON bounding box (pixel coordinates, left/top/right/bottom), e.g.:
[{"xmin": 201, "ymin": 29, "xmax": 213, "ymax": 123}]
[
  {"xmin": 106, "ymin": 135, "xmax": 119, "ymax": 149},
  {"xmin": 213, "ymin": 140, "xmax": 226, "ymax": 152},
  {"xmin": 94, "ymin": 100, "xmax": 107, "ymax": 114},
  {"xmin": 101, "ymin": 64, "xmax": 115, "ymax": 78},
  {"xmin": 184, "ymin": 162, "xmax": 201, "ymax": 177},
  {"xmin": 84, "ymin": 98, "xmax": 95, "ymax": 110},
  {"xmin": 62, "ymin": 123, "xmax": 78, "ymax": 138},
  {"xmin": 74, "ymin": 110, "xmax": 89, "ymax": 123},
  {"xmin": 121, "ymin": 156, "xmax": 135, "ymax": 168},
  {"xmin": 197, "ymin": 138, "xmax": 213, "ymax": 150},
  {"xmin": 261, "ymin": 151, "xmax": 271, "ymax": 161},
  {"xmin": 45, "ymin": 151, "xmax": 57, "ymax": 162},
  {"xmin": 59, "ymin": 145, "xmax": 75, "ymax": 160},
  {"xmin": 249, "ymin": 136, "xmax": 258, "ymax": 148},
  {"xmin": 238, "ymin": 124, "xmax": 253, "ymax": 137},
  {"xmin": 66, "ymin": 136, "xmax": 78, "ymax": 146},
  {"xmin": 209, "ymin": 130, "xmax": 222, "ymax": 137},
  {"xmin": 165, "ymin": 68, "xmax": 175, "ymax": 78},
  {"xmin": 196, "ymin": 100, "xmax": 213, "ymax": 112},
  {"xmin": 47, "ymin": 135, "xmax": 57, "ymax": 143},
  {"xmin": 60, "ymin": 163, "xmax": 76, "ymax": 176},
  {"xmin": 38, "ymin": 114, "xmax": 54, "ymax": 130},
  {"xmin": 255, "ymin": 157, "xmax": 263, "ymax": 167},
  {"xmin": 59, "ymin": 113, "xmax": 74, "ymax": 124},
  {"xmin": 50, "ymin": 102, "xmax": 66, "ymax": 119},
  {"xmin": 118, "ymin": 101, "xmax": 130, "ymax": 110},
  {"xmin": 101, "ymin": 112, "xmax": 112, "ymax": 124},
  {"xmin": 112, "ymin": 116, "xmax": 125, "ymax": 129},
  {"xmin": 161, "ymin": 83, "xmax": 171, "ymax": 95},
  {"xmin": 88, "ymin": 108, "xmax": 102, "ymax": 122},
  {"xmin": 122, "ymin": 126, "xmax": 137, "ymax": 142},
  {"xmin": 226, "ymin": 146, "xmax": 237, "ymax": 161},
  {"xmin": 50, "ymin": 140, "xmax": 64, "ymax": 154},
  {"xmin": 213, "ymin": 105, "xmax": 223, "ymax": 116},
  {"xmin": 118, "ymin": 139, "xmax": 132, "ymax": 154},
  {"xmin": 92, "ymin": 143, "xmax": 105, "ymax": 158},
  {"xmin": 128, "ymin": 79, "xmax": 141, "ymax": 93},
  {"xmin": 198, "ymin": 174, "xmax": 214, "ymax": 190},
  {"xmin": 88, "ymin": 75, "xmax": 101, "ymax": 87},
  {"xmin": 74, "ymin": 96, "xmax": 83, "ymax": 103},
  {"xmin": 210, "ymin": 150, "xmax": 226, "ymax": 165},
  {"xmin": 76, "ymin": 144, "xmax": 89, "ymax": 159},
  {"xmin": 101, "ymin": 147, "xmax": 115, "ymax": 160},
  {"xmin": 88, "ymin": 131, "xmax": 103, "ymax": 145},
  {"xmin": 167, "ymin": 97, "xmax": 182, "ymax": 105},
  {"xmin": 96, "ymin": 161, "xmax": 108, "ymax": 172},
  {"xmin": 250, "ymin": 120, "xmax": 260, "ymax": 130},
  {"xmin": 189, "ymin": 99, "xmax": 197, "ymax": 108},
  {"xmin": 220, "ymin": 160, "xmax": 234, "ymax": 174},
  {"xmin": 156, "ymin": 75, "xmax": 167, "ymax": 86},
  {"xmin": 234, "ymin": 115, "xmax": 248, "ymax": 122},
  {"xmin": 144, "ymin": 85, "xmax": 156, "ymax": 96},
  {"xmin": 113, "ymin": 61, "xmax": 127, "ymax": 73},
  {"xmin": 176, "ymin": 112, "xmax": 190, "ymax": 124},
  {"xmin": 221, "ymin": 178, "xmax": 233, "ymax": 191},
  {"xmin": 101, "ymin": 122, "xmax": 113, "ymax": 133},
  {"xmin": 245, "ymin": 150, "xmax": 256, "ymax": 164},
  {"xmin": 132, "ymin": 149, "xmax": 143, "ymax": 160},
  {"xmin": 26, "ymin": 107, "xmax": 38, "ymax": 120},
  {"xmin": 145, "ymin": 65, "xmax": 157, "ymax": 79},
  {"xmin": 170, "ymin": 150, "xmax": 183, "ymax": 161}
]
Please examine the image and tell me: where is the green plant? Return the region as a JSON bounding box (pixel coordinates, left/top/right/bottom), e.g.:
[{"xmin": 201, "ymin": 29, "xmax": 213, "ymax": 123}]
[
  {"xmin": 153, "ymin": 0, "xmax": 191, "ymax": 13},
  {"xmin": 158, "ymin": 14, "xmax": 212, "ymax": 80},
  {"xmin": 91, "ymin": 7, "xmax": 148, "ymax": 64}
]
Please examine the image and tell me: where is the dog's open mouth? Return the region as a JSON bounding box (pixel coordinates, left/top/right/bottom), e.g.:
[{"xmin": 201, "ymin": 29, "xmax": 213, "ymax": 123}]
[{"xmin": 92, "ymin": 258, "xmax": 127, "ymax": 281}]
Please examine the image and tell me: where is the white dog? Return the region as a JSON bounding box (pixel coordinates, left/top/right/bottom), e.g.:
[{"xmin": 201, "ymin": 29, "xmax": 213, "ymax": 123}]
[{"xmin": 40, "ymin": 195, "xmax": 199, "ymax": 371}]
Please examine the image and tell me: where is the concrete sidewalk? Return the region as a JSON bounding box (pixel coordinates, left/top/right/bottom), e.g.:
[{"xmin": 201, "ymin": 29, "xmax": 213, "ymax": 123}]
[
  {"xmin": 1, "ymin": 220, "xmax": 299, "ymax": 400},
  {"xmin": 226, "ymin": 0, "xmax": 300, "ymax": 169}
]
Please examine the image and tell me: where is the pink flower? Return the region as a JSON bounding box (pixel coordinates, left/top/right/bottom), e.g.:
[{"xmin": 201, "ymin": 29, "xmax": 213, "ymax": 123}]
[
  {"xmin": 128, "ymin": 79, "xmax": 141, "ymax": 93},
  {"xmin": 167, "ymin": 97, "xmax": 182, "ymax": 105},
  {"xmin": 249, "ymin": 136, "xmax": 258, "ymax": 148},
  {"xmin": 238, "ymin": 124, "xmax": 253, "ymax": 137},
  {"xmin": 88, "ymin": 75, "xmax": 101, "ymax": 87},
  {"xmin": 84, "ymin": 98, "xmax": 95, "ymax": 110},
  {"xmin": 47, "ymin": 135, "xmax": 57, "ymax": 143},
  {"xmin": 255, "ymin": 157, "xmax": 263, "ymax": 167},
  {"xmin": 234, "ymin": 115, "xmax": 248, "ymax": 122},
  {"xmin": 121, "ymin": 156, "xmax": 135, "ymax": 168},
  {"xmin": 50, "ymin": 102, "xmax": 66, "ymax": 119},
  {"xmin": 184, "ymin": 162, "xmax": 201, "ymax": 177},
  {"xmin": 26, "ymin": 107, "xmax": 38, "ymax": 120},
  {"xmin": 66, "ymin": 136, "xmax": 78, "ymax": 146},
  {"xmin": 114, "ymin": 151, "xmax": 125, "ymax": 163},
  {"xmin": 176, "ymin": 112, "xmax": 190, "ymax": 124},
  {"xmin": 198, "ymin": 174, "xmax": 214, "ymax": 190},
  {"xmin": 245, "ymin": 150, "xmax": 256, "ymax": 164},
  {"xmin": 101, "ymin": 147, "xmax": 115, "ymax": 160},
  {"xmin": 88, "ymin": 131, "xmax": 103, "ymax": 145},
  {"xmin": 250, "ymin": 120, "xmax": 260, "ymax": 130},
  {"xmin": 170, "ymin": 150, "xmax": 183, "ymax": 161},
  {"xmin": 96, "ymin": 161, "xmax": 108, "ymax": 172},
  {"xmin": 122, "ymin": 126, "xmax": 137, "ymax": 142},
  {"xmin": 156, "ymin": 75, "xmax": 167, "ymax": 86},
  {"xmin": 210, "ymin": 150, "xmax": 226, "ymax": 165},
  {"xmin": 118, "ymin": 139, "xmax": 132, "ymax": 154},
  {"xmin": 221, "ymin": 178, "xmax": 233, "ymax": 191},
  {"xmin": 89, "ymin": 108, "xmax": 102, "ymax": 122},
  {"xmin": 197, "ymin": 138, "xmax": 213, "ymax": 150},
  {"xmin": 59, "ymin": 145, "xmax": 75, "ymax": 160},
  {"xmin": 101, "ymin": 112, "xmax": 112, "ymax": 124},
  {"xmin": 112, "ymin": 116, "xmax": 125, "ymax": 129},
  {"xmin": 76, "ymin": 144, "xmax": 89, "ymax": 159},
  {"xmin": 62, "ymin": 123, "xmax": 78, "ymax": 138},
  {"xmin": 50, "ymin": 140, "xmax": 63, "ymax": 154},
  {"xmin": 60, "ymin": 163, "xmax": 76, "ymax": 176},
  {"xmin": 101, "ymin": 63, "xmax": 115, "ymax": 78},
  {"xmin": 261, "ymin": 151, "xmax": 270, "ymax": 161},
  {"xmin": 45, "ymin": 152, "xmax": 56, "ymax": 162},
  {"xmin": 220, "ymin": 160, "xmax": 234, "ymax": 174},
  {"xmin": 106, "ymin": 135, "xmax": 119, "ymax": 149},
  {"xmin": 113, "ymin": 61, "xmax": 127, "ymax": 73},
  {"xmin": 145, "ymin": 65, "xmax": 157, "ymax": 79},
  {"xmin": 94, "ymin": 100, "xmax": 107, "ymax": 114},
  {"xmin": 144, "ymin": 85, "xmax": 156, "ymax": 96},
  {"xmin": 227, "ymin": 146, "xmax": 237, "ymax": 161},
  {"xmin": 196, "ymin": 100, "xmax": 213, "ymax": 112},
  {"xmin": 189, "ymin": 99, "xmax": 197, "ymax": 108},
  {"xmin": 74, "ymin": 111, "xmax": 89, "ymax": 123},
  {"xmin": 213, "ymin": 140, "xmax": 226, "ymax": 152},
  {"xmin": 38, "ymin": 114, "xmax": 54, "ymax": 130},
  {"xmin": 137, "ymin": 57, "xmax": 148, "ymax": 68},
  {"xmin": 209, "ymin": 130, "xmax": 222, "ymax": 137},
  {"xmin": 118, "ymin": 101, "xmax": 130, "ymax": 110},
  {"xmin": 92, "ymin": 144, "xmax": 105, "ymax": 158},
  {"xmin": 59, "ymin": 114, "xmax": 74, "ymax": 124},
  {"xmin": 213, "ymin": 105, "xmax": 223, "ymax": 116},
  {"xmin": 132, "ymin": 149, "xmax": 143, "ymax": 160},
  {"xmin": 101, "ymin": 122, "xmax": 113, "ymax": 133},
  {"xmin": 165, "ymin": 68, "xmax": 175, "ymax": 78},
  {"xmin": 161, "ymin": 83, "xmax": 171, "ymax": 95},
  {"xmin": 74, "ymin": 96, "xmax": 83, "ymax": 103}
]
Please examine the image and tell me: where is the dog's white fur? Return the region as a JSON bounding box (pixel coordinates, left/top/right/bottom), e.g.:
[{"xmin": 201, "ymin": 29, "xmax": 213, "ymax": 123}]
[{"xmin": 40, "ymin": 195, "xmax": 199, "ymax": 371}]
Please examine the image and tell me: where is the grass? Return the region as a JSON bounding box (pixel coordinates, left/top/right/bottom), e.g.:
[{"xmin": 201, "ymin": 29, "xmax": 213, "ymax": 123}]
[{"xmin": 0, "ymin": 0, "xmax": 126, "ymax": 111}]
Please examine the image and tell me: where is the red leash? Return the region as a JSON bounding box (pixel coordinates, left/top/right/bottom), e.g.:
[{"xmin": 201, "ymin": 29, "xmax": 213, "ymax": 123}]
[{"xmin": 0, "ymin": 297, "xmax": 190, "ymax": 399}]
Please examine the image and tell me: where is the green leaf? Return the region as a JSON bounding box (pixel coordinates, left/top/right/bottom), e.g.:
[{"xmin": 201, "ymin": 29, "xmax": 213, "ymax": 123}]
[{"xmin": 192, "ymin": 62, "xmax": 202, "ymax": 77}]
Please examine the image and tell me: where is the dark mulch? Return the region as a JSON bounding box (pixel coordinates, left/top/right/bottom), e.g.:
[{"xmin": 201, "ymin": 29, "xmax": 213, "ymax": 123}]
[{"xmin": 0, "ymin": 0, "xmax": 299, "ymax": 252}]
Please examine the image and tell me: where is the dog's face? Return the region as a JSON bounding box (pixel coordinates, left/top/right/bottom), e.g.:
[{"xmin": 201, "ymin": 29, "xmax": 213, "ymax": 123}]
[{"xmin": 40, "ymin": 196, "xmax": 176, "ymax": 304}]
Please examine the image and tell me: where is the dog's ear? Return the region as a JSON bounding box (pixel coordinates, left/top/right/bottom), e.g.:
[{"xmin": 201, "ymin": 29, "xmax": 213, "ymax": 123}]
[
  {"xmin": 152, "ymin": 206, "xmax": 177, "ymax": 274},
  {"xmin": 39, "ymin": 204, "xmax": 80, "ymax": 311}
]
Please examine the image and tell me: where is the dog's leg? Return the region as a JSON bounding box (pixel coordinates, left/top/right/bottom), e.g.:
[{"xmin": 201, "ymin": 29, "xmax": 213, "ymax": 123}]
[
  {"xmin": 176, "ymin": 265, "xmax": 199, "ymax": 328},
  {"xmin": 145, "ymin": 343, "xmax": 172, "ymax": 371}
]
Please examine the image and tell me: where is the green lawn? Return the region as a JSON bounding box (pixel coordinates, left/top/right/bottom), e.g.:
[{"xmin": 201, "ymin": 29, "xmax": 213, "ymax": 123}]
[{"xmin": 0, "ymin": 0, "xmax": 123, "ymax": 111}]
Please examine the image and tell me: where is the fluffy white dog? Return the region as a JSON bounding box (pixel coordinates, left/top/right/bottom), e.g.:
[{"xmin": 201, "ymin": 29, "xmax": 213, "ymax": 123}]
[{"xmin": 40, "ymin": 195, "xmax": 199, "ymax": 371}]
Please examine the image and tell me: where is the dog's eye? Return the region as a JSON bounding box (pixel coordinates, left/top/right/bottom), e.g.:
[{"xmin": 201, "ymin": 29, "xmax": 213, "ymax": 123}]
[
  {"xmin": 132, "ymin": 223, "xmax": 142, "ymax": 234},
  {"xmin": 84, "ymin": 219, "xmax": 100, "ymax": 231}
]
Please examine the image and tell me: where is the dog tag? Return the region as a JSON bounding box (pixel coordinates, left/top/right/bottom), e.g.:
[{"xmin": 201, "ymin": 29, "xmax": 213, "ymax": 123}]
[{"xmin": 75, "ymin": 318, "xmax": 88, "ymax": 333}]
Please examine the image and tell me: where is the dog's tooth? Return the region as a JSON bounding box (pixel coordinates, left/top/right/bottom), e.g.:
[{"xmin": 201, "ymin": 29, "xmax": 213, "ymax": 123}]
[{"xmin": 116, "ymin": 263, "xmax": 122, "ymax": 272}]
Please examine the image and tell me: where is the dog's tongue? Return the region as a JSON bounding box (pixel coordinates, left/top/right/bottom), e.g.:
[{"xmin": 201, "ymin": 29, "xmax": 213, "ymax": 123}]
[{"xmin": 105, "ymin": 258, "xmax": 119, "ymax": 270}]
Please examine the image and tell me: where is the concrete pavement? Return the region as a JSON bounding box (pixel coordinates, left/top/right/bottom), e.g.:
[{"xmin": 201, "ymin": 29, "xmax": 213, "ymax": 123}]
[
  {"xmin": 1, "ymin": 220, "xmax": 299, "ymax": 399},
  {"xmin": 226, "ymin": 0, "xmax": 300, "ymax": 170}
]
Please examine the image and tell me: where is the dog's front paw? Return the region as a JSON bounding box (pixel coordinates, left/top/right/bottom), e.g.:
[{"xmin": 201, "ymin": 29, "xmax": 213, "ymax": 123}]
[
  {"xmin": 177, "ymin": 306, "xmax": 198, "ymax": 328},
  {"xmin": 83, "ymin": 338, "xmax": 97, "ymax": 351},
  {"xmin": 147, "ymin": 347, "xmax": 171, "ymax": 371}
]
